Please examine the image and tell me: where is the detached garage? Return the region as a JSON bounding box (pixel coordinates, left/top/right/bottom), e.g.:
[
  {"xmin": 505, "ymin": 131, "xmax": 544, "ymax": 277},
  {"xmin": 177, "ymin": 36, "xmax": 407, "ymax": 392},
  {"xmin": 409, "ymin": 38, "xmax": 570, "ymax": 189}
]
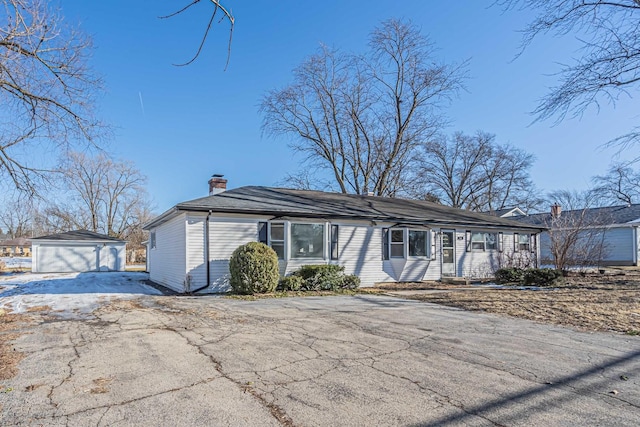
[{"xmin": 32, "ymin": 230, "xmax": 126, "ymax": 273}]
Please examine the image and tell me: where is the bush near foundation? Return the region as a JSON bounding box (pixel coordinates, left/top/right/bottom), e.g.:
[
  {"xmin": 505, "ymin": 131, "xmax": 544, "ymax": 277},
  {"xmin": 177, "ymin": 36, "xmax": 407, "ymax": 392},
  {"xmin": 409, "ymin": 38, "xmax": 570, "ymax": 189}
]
[
  {"xmin": 494, "ymin": 267, "xmax": 525, "ymax": 284},
  {"xmin": 523, "ymin": 268, "xmax": 563, "ymax": 286},
  {"xmin": 229, "ymin": 242, "xmax": 279, "ymax": 294},
  {"xmin": 290, "ymin": 264, "xmax": 361, "ymax": 291},
  {"xmin": 495, "ymin": 267, "xmax": 564, "ymax": 287},
  {"xmin": 278, "ymin": 275, "xmax": 305, "ymax": 291}
]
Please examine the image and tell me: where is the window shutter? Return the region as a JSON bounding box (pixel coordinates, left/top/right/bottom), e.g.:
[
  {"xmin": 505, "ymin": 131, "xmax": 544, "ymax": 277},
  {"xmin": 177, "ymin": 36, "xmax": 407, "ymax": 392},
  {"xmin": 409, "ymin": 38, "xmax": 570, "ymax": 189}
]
[
  {"xmin": 330, "ymin": 225, "xmax": 339, "ymax": 260},
  {"xmin": 465, "ymin": 231, "xmax": 471, "ymax": 252},
  {"xmin": 258, "ymin": 222, "xmax": 268, "ymax": 244},
  {"xmin": 431, "ymin": 230, "xmax": 436, "ymax": 260},
  {"xmin": 530, "ymin": 233, "xmax": 536, "ymax": 253},
  {"xmin": 382, "ymin": 228, "xmax": 390, "ymax": 260},
  {"xmin": 514, "ymin": 233, "xmax": 519, "ymax": 252},
  {"xmin": 498, "ymin": 232, "xmax": 503, "ymax": 253}
]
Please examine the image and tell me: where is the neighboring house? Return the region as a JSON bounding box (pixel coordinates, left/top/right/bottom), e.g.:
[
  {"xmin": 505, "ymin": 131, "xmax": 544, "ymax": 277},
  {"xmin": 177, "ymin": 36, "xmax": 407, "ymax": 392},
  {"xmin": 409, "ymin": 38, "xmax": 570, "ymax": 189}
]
[
  {"xmin": 513, "ymin": 204, "xmax": 640, "ymax": 266},
  {"xmin": 487, "ymin": 207, "xmax": 527, "ymax": 218},
  {"xmin": 31, "ymin": 230, "xmax": 126, "ymax": 273},
  {"xmin": 0, "ymin": 237, "xmax": 32, "ymax": 257},
  {"xmin": 143, "ymin": 177, "xmax": 544, "ymax": 293}
]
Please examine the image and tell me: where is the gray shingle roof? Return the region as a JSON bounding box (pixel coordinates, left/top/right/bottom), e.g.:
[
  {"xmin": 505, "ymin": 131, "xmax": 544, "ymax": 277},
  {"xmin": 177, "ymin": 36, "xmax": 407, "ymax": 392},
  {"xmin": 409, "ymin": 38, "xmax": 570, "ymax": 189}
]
[
  {"xmin": 32, "ymin": 230, "xmax": 125, "ymax": 242},
  {"xmin": 146, "ymin": 186, "xmax": 544, "ymax": 231},
  {"xmin": 513, "ymin": 204, "xmax": 640, "ymax": 227},
  {"xmin": 0, "ymin": 237, "xmax": 31, "ymax": 246}
]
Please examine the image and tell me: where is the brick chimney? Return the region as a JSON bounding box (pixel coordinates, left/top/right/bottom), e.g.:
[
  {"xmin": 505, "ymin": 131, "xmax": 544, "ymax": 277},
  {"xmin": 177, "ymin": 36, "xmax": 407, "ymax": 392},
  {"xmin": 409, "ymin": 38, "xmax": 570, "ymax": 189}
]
[
  {"xmin": 208, "ymin": 174, "xmax": 227, "ymax": 196},
  {"xmin": 551, "ymin": 203, "xmax": 562, "ymax": 218}
]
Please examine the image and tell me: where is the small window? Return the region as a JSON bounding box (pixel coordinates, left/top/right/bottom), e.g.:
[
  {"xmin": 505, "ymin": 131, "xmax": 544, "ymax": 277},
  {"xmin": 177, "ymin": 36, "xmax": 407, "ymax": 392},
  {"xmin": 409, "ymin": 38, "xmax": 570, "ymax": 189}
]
[
  {"xmin": 270, "ymin": 223, "xmax": 285, "ymax": 259},
  {"xmin": 484, "ymin": 233, "xmax": 498, "ymax": 250},
  {"xmin": 471, "ymin": 232, "xmax": 485, "ymax": 250},
  {"xmin": 330, "ymin": 224, "xmax": 339, "ymax": 260},
  {"xmin": 518, "ymin": 234, "xmax": 531, "ymax": 252},
  {"xmin": 390, "ymin": 229, "xmax": 404, "ymax": 258},
  {"xmin": 150, "ymin": 231, "xmax": 156, "ymax": 249},
  {"xmin": 408, "ymin": 230, "xmax": 428, "ymax": 257},
  {"xmin": 470, "ymin": 232, "xmax": 498, "ymax": 251},
  {"xmin": 291, "ymin": 223, "xmax": 324, "ymax": 259}
]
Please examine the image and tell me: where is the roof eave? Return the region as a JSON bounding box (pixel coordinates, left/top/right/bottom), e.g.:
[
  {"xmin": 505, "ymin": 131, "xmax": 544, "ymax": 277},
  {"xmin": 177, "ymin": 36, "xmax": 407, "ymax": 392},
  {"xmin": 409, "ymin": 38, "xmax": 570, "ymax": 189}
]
[{"xmin": 153, "ymin": 205, "xmax": 545, "ymax": 232}]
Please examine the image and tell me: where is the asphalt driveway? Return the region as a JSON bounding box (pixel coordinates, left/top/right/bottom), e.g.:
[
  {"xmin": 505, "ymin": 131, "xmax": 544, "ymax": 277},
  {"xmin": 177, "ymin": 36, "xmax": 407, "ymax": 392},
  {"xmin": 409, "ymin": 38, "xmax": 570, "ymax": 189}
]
[{"xmin": 1, "ymin": 293, "xmax": 639, "ymax": 426}]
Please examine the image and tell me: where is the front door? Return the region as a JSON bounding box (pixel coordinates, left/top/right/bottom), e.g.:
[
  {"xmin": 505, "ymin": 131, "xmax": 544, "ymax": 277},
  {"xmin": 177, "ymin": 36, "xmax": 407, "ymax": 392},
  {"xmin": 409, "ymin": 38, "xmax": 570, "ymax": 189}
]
[{"xmin": 441, "ymin": 230, "xmax": 456, "ymax": 277}]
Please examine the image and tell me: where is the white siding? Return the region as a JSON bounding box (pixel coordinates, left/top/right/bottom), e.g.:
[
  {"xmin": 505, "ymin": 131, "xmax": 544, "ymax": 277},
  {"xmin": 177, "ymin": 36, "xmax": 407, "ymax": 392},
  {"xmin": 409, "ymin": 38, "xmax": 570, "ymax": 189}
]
[
  {"xmin": 99, "ymin": 243, "xmax": 126, "ymax": 271},
  {"xmin": 186, "ymin": 214, "xmax": 207, "ymax": 290},
  {"xmin": 149, "ymin": 214, "xmax": 187, "ymax": 292},
  {"xmin": 334, "ymin": 225, "xmax": 394, "ymax": 286},
  {"xmin": 208, "ymin": 216, "xmax": 261, "ymax": 292}
]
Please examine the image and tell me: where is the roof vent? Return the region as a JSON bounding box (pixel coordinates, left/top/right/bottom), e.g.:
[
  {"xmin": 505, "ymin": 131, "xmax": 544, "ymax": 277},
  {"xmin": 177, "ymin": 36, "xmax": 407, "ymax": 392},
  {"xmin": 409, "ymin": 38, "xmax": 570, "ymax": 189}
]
[{"xmin": 209, "ymin": 174, "xmax": 227, "ymax": 196}]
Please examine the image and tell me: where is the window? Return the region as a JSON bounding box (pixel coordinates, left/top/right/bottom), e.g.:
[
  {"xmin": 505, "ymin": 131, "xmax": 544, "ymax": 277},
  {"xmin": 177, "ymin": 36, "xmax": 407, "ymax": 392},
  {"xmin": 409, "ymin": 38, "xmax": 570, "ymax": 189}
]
[
  {"xmin": 330, "ymin": 225, "xmax": 339, "ymax": 260},
  {"xmin": 408, "ymin": 230, "xmax": 429, "ymax": 257},
  {"xmin": 485, "ymin": 233, "xmax": 497, "ymax": 250},
  {"xmin": 513, "ymin": 233, "xmax": 531, "ymax": 252},
  {"xmin": 150, "ymin": 231, "xmax": 156, "ymax": 249},
  {"xmin": 390, "ymin": 229, "xmax": 404, "ymax": 258},
  {"xmin": 291, "ymin": 223, "xmax": 324, "ymax": 258},
  {"xmin": 270, "ymin": 223, "xmax": 285, "ymax": 259},
  {"xmin": 469, "ymin": 232, "xmax": 498, "ymax": 251}
]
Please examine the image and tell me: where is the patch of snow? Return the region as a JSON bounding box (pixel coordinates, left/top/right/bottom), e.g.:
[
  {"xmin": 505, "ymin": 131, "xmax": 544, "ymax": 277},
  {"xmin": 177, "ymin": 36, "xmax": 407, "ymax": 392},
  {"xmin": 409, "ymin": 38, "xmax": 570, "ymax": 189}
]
[
  {"xmin": 1, "ymin": 256, "xmax": 32, "ymax": 269},
  {"xmin": 0, "ymin": 271, "xmax": 162, "ymax": 316}
]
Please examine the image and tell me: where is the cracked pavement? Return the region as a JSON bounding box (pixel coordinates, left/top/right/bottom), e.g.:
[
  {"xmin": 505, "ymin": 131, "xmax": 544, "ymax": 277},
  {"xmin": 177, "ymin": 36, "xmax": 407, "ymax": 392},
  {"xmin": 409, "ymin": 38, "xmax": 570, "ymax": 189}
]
[{"xmin": 1, "ymin": 294, "xmax": 639, "ymax": 426}]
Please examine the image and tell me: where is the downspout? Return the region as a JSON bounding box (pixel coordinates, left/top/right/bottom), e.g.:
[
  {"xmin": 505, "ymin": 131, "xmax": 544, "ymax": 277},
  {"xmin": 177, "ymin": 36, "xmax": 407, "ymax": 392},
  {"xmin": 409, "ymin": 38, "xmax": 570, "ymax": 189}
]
[
  {"xmin": 633, "ymin": 226, "xmax": 638, "ymax": 266},
  {"xmin": 189, "ymin": 210, "xmax": 212, "ymax": 294}
]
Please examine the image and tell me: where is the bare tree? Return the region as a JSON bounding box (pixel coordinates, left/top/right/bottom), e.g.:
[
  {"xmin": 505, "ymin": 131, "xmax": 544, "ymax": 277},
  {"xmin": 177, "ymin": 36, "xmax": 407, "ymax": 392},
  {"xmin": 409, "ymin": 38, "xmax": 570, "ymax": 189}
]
[
  {"xmin": 413, "ymin": 131, "xmax": 540, "ymax": 212},
  {"xmin": 261, "ymin": 19, "xmax": 466, "ymax": 197},
  {"xmin": 592, "ymin": 163, "xmax": 640, "ymax": 205},
  {"xmin": 0, "ymin": 0, "xmax": 103, "ymax": 194},
  {"xmin": 544, "ymin": 190, "xmax": 610, "ymax": 273},
  {"xmin": 161, "ymin": 0, "xmax": 234, "ymax": 68},
  {"xmin": 0, "ymin": 192, "xmax": 34, "ymax": 238},
  {"xmin": 47, "ymin": 152, "xmax": 151, "ymax": 239},
  {"xmin": 498, "ymin": 0, "xmax": 640, "ymax": 148}
]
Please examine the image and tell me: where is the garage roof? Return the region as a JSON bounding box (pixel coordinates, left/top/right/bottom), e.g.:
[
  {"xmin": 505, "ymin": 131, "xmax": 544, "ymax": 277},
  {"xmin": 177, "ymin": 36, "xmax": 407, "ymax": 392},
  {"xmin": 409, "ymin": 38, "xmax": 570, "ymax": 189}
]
[{"xmin": 32, "ymin": 230, "xmax": 125, "ymax": 242}]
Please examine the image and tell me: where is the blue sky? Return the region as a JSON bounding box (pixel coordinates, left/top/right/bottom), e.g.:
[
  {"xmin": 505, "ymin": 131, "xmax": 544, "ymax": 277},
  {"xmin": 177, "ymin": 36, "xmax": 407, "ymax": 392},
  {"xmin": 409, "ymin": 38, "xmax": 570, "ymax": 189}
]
[{"xmin": 59, "ymin": 0, "xmax": 640, "ymax": 212}]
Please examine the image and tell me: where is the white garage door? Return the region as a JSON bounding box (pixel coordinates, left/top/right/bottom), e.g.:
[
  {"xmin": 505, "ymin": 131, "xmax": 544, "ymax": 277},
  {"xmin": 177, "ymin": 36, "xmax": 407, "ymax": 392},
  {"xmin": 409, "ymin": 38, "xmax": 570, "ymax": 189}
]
[{"xmin": 37, "ymin": 245, "xmax": 97, "ymax": 272}]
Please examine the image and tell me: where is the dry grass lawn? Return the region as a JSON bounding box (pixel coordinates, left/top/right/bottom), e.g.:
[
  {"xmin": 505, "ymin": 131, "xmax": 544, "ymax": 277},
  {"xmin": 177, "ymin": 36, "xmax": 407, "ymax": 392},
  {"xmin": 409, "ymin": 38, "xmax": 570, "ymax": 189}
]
[{"xmin": 378, "ymin": 275, "xmax": 640, "ymax": 335}]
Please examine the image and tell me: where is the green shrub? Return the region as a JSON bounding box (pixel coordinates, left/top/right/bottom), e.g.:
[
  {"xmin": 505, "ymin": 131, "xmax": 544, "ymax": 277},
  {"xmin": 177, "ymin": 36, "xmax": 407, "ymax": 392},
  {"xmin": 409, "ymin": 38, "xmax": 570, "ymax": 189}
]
[
  {"xmin": 340, "ymin": 274, "xmax": 361, "ymax": 290},
  {"xmin": 228, "ymin": 242, "xmax": 279, "ymax": 294},
  {"xmin": 523, "ymin": 268, "xmax": 563, "ymax": 286},
  {"xmin": 494, "ymin": 267, "xmax": 525, "ymax": 285},
  {"xmin": 278, "ymin": 275, "xmax": 305, "ymax": 292},
  {"xmin": 293, "ymin": 264, "xmax": 345, "ymax": 291}
]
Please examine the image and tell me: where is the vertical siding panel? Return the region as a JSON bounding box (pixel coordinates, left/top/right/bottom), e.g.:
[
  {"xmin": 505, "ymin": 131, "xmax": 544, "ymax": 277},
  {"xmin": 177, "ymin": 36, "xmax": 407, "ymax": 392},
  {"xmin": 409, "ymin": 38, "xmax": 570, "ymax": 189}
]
[
  {"xmin": 148, "ymin": 214, "xmax": 186, "ymax": 292},
  {"xmin": 336, "ymin": 225, "xmax": 394, "ymax": 286},
  {"xmin": 186, "ymin": 215, "xmax": 207, "ymax": 290},
  {"xmin": 208, "ymin": 217, "xmax": 260, "ymax": 292}
]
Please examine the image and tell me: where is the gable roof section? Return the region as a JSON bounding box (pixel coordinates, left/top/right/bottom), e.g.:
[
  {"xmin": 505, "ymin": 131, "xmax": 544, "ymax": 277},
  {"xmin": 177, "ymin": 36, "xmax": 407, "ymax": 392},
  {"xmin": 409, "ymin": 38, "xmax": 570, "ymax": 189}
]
[
  {"xmin": 32, "ymin": 230, "xmax": 125, "ymax": 242},
  {"xmin": 145, "ymin": 186, "xmax": 543, "ymax": 231},
  {"xmin": 485, "ymin": 207, "xmax": 527, "ymax": 218},
  {"xmin": 514, "ymin": 203, "xmax": 640, "ymax": 227}
]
